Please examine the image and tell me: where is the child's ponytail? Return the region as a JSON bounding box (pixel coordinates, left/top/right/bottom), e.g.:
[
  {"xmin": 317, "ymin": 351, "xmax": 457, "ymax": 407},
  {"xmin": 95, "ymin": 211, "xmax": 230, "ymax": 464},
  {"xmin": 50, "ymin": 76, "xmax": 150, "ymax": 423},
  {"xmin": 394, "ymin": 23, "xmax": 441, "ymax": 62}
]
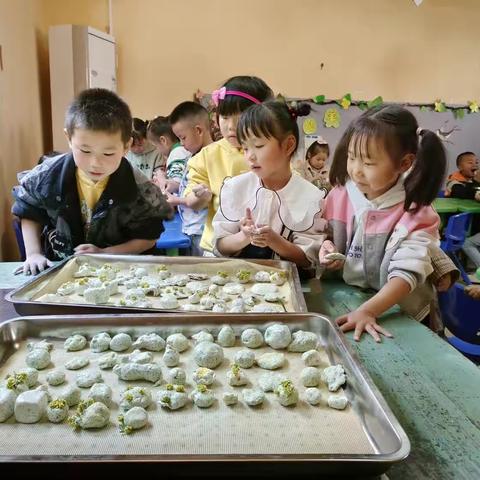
[{"xmin": 404, "ymin": 128, "xmax": 446, "ymax": 212}]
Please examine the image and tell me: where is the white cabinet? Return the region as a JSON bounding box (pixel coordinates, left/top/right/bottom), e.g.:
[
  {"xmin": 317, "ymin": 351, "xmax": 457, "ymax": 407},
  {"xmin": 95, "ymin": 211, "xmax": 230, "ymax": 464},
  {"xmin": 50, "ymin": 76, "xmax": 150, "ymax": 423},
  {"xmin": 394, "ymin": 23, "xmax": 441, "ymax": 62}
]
[{"xmin": 49, "ymin": 25, "xmax": 116, "ymax": 152}]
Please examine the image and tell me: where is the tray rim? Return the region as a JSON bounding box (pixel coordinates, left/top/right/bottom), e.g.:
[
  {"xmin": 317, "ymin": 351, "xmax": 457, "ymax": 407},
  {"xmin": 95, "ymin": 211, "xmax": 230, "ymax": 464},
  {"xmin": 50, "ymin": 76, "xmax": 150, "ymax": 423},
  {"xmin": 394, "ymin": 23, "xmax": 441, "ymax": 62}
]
[
  {"xmin": 5, "ymin": 253, "xmax": 307, "ymax": 315},
  {"xmin": 0, "ymin": 312, "xmax": 410, "ymax": 465}
]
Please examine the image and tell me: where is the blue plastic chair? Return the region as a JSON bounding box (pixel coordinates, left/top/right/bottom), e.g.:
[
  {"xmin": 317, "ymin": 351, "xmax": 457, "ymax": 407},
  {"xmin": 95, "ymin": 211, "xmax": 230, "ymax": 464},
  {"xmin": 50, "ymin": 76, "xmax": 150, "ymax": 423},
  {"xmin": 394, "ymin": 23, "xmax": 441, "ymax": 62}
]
[
  {"xmin": 437, "ymin": 190, "xmax": 445, "ymax": 198},
  {"xmin": 438, "ymin": 283, "xmax": 480, "ymax": 356},
  {"xmin": 12, "ymin": 218, "xmax": 26, "ymax": 261},
  {"xmin": 155, "ymin": 213, "xmax": 191, "ymax": 255},
  {"xmin": 440, "ymin": 212, "xmax": 472, "ymax": 284}
]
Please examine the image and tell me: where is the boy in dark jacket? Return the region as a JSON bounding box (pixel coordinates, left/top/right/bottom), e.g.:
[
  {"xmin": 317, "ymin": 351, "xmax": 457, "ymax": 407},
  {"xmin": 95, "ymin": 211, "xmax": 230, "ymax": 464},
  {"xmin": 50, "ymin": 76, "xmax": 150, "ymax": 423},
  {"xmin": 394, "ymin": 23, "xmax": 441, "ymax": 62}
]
[{"xmin": 12, "ymin": 88, "xmax": 172, "ymax": 275}]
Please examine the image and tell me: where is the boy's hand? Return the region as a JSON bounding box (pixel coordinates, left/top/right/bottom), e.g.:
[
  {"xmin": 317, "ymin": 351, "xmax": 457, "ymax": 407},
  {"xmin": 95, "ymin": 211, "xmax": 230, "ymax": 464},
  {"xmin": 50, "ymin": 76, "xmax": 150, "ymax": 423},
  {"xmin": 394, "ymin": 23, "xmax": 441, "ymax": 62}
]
[
  {"xmin": 319, "ymin": 240, "xmax": 344, "ymax": 271},
  {"xmin": 165, "ymin": 191, "xmax": 183, "ymax": 206},
  {"xmin": 74, "ymin": 244, "xmax": 103, "ymax": 254},
  {"xmin": 336, "ymin": 309, "xmax": 393, "ymax": 343},
  {"xmin": 465, "ymin": 285, "xmax": 480, "ymax": 300},
  {"xmin": 435, "ymin": 272, "xmax": 453, "ymax": 292},
  {"xmin": 152, "ymin": 171, "xmax": 167, "ymax": 191},
  {"xmin": 23, "ymin": 253, "xmax": 53, "ymax": 276},
  {"xmin": 192, "ymin": 184, "xmax": 212, "ymax": 202},
  {"xmin": 250, "ymin": 225, "xmax": 281, "ymax": 248}
]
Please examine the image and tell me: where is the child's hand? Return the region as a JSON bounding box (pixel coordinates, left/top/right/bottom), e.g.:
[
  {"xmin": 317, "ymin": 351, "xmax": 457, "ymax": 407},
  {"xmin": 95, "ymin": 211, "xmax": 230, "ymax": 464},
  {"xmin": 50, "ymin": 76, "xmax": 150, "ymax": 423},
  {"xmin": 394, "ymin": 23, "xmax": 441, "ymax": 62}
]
[
  {"xmin": 192, "ymin": 184, "xmax": 212, "ymax": 202},
  {"xmin": 465, "ymin": 285, "xmax": 480, "ymax": 300},
  {"xmin": 152, "ymin": 171, "xmax": 167, "ymax": 191},
  {"xmin": 435, "ymin": 272, "xmax": 453, "ymax": 292},
  {"xmin": 319, "ymin": 240, "xmax": 344, "ymax": 271},
  {"xmin": 239, "ymin": 208, "xmax": 255, "ymax": 239},
  {"xmin": 165, "ymin": 191, "xmax": 183, "ymax": 206},
  {"xmin": 336, "ymin": 309, "xmax": 393, "ymax": 343},
  {"xmin": 74, "ymin": 244, "xmax": 103, "ymax": 254},
  {"xmin": 250, "ymin": 225, "xmax": 280, "ymax": 248},
  {"xmin": 22, "ymin": 253, "xmax": 53, "ymax": 276}
]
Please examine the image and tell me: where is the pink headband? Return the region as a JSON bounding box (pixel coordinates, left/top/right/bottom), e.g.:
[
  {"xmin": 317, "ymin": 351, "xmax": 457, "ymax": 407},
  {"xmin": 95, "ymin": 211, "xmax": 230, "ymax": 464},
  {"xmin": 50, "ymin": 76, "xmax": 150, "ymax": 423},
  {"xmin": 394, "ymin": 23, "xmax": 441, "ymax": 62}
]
[{"xmin": 211, "ymin": 86, "xmax": 261, "ymax": 107}]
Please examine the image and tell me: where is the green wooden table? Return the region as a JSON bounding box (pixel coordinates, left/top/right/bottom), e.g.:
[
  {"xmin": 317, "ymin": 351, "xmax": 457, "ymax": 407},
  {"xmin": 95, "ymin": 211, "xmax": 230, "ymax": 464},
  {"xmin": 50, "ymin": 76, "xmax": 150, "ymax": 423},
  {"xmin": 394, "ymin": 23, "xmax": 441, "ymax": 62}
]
[
  {"xmin": 433, "ymin": 197, "xmax": 480, "ymax": 214},
  {"xmin": 1, "ymin": 263, "xmax": 480, "ymax": 479}
]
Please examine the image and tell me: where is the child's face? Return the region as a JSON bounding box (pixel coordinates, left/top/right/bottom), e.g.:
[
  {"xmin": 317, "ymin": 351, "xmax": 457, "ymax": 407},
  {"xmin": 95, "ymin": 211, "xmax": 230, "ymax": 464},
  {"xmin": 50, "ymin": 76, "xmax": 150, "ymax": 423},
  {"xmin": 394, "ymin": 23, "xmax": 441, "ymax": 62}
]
[
  {"xmin": 218, "ymin": 114, "xmax": 240, "ymax": 148},
  {"xmin": 172, "ymin": 120, "xmax": 203, "ymax": 155},
  {"xmin": 308, "ymin": 148, "xmax": 328, "ymax": 170},
  {"xmin": 242, "ymin": 133, "xmax": 294, "ymax": 183},
  {"xmin": 459, "ymin": 154, "xmax": 478, "ymax": 179},
  {"xmin": 67, "ymin": 128, "xmax": 130, "ymax": 182},
  {"xmin": 130, "ymin": 136, "xmax": 147, "ymax": 155},
  {"xmin": 150, "ymin": 136, "xmax": 172, "ymax": 157},
  {"xmin": 347, "ymin": 136, "xmax": 412, "ymax": 200}
]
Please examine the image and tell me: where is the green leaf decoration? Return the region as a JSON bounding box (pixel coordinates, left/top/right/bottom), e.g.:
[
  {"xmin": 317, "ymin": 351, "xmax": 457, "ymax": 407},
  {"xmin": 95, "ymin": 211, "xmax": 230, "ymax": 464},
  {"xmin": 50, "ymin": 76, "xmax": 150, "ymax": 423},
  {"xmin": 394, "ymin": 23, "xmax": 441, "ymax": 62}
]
[
  {"xmin": 357, "ymin": 102, "xmax": 368, "ymax": 111},
  {"xmin": 434, "ymin": 100, "xmax": 446, "ymax": 113},
  {"xmin": 312, "ymin": 95, "xmax": 325, "ymax": 104},
  {"xmin": 420, "ymin": 106, "xmax": 429, "ymax": 112},
  {"xmin": 367, "ymin": 96, "xmax": 383, "ymax": 108},
  {"xmin": 453, "ymin": 108, "xmax": 466, "ymax": 119}
]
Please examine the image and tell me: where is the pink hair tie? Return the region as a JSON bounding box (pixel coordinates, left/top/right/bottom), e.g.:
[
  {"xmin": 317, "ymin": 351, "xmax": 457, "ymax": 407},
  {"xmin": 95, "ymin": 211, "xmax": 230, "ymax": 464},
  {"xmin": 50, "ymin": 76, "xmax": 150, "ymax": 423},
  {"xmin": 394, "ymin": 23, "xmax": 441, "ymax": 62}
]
[{"xmin": 211, "ymin": 87, "xmax": 261, "ymax": 107}]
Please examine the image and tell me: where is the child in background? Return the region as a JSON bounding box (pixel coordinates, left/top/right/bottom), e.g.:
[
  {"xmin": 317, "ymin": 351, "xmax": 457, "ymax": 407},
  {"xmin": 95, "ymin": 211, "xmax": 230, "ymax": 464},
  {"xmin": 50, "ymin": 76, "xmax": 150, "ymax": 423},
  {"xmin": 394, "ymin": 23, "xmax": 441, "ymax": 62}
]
[
  {"xmin": 126, "ymin": 118, "xmax": 164, "ymax": 180},
  {"xmin": 167, "ymin": 101, "xmax": 213, "ymax": 256},
  {"xmin": 445, "ymin": 151, "xmax": 479, "ymax": 199},
  {"xmin": 147, "ymin": 116, "xmax": 191, "ymax": 193},
  {"xmin": 296, "ymin": 137, "xmax": 332, "ymax": 197},
  {"xmin": 12, "ymin": 88, "xmax": 172, "ymax": 275},
  {"xmin": 318, "ymin": 105, "xmax": 456, "ymax": 342},
  {"xmin": 213, "ymin": 100, "xmax": 325, "ymax": 268},
  {"xmin": 182, "ymin": 75, "xmax": 274, "ymax": 254}
]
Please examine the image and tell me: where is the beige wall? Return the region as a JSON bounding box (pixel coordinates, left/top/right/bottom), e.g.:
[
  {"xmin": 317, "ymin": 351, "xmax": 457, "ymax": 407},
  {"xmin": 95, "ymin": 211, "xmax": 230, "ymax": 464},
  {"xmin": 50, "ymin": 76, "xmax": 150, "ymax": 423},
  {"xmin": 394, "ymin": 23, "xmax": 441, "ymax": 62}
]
[
  {"xmin": 2, "ymin": 0, "xmax": 480, "ymax": 260},
  {"xmin": 0, "ymin": 0, "xmax": 44, "ymax": 260},
  {"xmin": 113, "ymin": 0, "xmax": 480, "ymax": 117}
]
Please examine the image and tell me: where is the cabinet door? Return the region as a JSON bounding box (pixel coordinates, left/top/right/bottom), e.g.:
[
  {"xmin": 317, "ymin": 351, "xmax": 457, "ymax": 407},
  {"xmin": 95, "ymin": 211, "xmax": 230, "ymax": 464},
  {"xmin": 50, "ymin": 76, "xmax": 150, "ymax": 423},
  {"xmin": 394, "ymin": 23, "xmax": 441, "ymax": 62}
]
[{"xmin": 87, "ymin": 33, "xmax": 116, "ymax": 91}]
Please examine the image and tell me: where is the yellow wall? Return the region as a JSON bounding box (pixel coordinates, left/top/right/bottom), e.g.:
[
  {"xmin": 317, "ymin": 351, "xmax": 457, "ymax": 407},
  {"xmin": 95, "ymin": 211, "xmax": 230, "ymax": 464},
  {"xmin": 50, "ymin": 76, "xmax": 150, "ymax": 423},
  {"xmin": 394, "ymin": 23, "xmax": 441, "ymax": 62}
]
[
  {"xmin": 113, "ymin": 0, "xmax": 480, "ymax": 117},
  {"xmin": 0, "ymin": 0, "xmax": 44, "ymax": 260},
  {"xmin": 2, "ymin": 0, "xmax": 480, "ymax": 260}
]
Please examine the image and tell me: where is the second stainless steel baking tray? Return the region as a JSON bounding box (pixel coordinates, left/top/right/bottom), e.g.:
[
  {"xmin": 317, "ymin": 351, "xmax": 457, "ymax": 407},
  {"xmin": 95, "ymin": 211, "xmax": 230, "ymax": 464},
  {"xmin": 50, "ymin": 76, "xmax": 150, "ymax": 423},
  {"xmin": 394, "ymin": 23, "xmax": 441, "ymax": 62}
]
[{"xmin": 6, "ymin": 254, "xmax": 307, "ymax": 315}]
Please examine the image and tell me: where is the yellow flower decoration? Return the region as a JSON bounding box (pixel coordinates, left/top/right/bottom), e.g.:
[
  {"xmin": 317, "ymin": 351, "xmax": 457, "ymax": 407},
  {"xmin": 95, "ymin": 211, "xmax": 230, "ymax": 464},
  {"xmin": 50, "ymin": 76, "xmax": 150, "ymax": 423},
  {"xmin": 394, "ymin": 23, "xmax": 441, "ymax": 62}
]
[
  {"xmin": 340, "ymin": 97, "xmax": 351, "ymax": 110},
  {"xmin": 324, "ymin": 108, "xmax": 341, "ymax": 128},
  {"xmin": 303, "ymin": 118, "xmax": 317, "ymax": 135},
  {"xmin": 469, "ymin": 101, "xmax": 479, "ymax": 113}
]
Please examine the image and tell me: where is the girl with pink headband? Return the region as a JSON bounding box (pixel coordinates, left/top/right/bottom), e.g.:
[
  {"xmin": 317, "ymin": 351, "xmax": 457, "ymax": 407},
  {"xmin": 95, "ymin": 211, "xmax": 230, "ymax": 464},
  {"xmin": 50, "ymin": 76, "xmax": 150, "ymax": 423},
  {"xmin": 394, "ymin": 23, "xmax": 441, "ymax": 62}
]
[{"xmin": 182, "ymin": 76, "xmax": 273, "ymax": 254}]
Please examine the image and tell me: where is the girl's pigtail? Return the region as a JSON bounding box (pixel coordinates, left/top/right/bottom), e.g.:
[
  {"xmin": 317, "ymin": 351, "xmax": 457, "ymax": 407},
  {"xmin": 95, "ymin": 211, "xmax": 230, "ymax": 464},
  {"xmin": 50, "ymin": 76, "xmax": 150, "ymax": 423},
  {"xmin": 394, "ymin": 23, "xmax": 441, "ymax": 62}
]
[
  {"xmin": 404, "ymin": 129, "xmax": 446, "ymax": 212},
  {"xmin": 287, "ymin": 101, "xmax": 311, "ymax": 119}
]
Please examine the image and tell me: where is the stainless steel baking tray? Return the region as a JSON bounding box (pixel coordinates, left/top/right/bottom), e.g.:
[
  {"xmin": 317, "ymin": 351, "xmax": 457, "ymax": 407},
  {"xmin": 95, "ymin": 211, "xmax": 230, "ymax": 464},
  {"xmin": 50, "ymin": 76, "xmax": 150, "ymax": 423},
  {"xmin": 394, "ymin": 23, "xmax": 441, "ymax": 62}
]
[
  {"xmin": 0, "ymin": 313, "xmax": 409, "ymax": 475},
  {"xmin": 5, "ymin": 254, "xmax": 307, "ymax": 316}
]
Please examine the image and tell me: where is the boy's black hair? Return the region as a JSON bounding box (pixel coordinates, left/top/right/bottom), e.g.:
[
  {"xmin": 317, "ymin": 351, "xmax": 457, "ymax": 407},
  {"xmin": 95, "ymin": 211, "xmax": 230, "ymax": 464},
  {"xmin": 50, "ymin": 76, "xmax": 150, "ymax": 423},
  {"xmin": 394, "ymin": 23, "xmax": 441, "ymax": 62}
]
[
  {"xmin": 132, "ymin": 118, "xmax": 149, "ymax": 143},
  {"xmin": 65, "ymin": 88, "xmax": 132, "ymax": 144},
  {"xmin": 456, "ymin": 151, "xmax": 476, "ymax": 167},
  {"xmin": 217, "ymin": 76, "xmax": 274, "ymax": 117},
  {"xmin": 306, "ymin": 141, "xmax": 330, "ymax": 159},
  {"xmin": 147, "ymin": 116, "xmax": 178, "ymax": 142},
  {"xmin": 329, "ymin": 104, "xmax": 446, "ymax": 212},
  {"xmin": 170, "ymin": 101, "xmax": 209, "ymax": 126},
  {"xmin": 237, "ymin": 100, "xmax": 311, "ymax": 154}
]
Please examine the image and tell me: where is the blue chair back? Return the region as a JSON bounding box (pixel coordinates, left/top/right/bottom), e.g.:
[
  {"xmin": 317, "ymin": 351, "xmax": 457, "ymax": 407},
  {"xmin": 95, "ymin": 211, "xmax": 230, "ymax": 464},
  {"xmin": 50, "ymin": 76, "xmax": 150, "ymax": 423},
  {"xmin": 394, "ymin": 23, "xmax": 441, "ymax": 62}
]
[
  {"xmin": 437, "ymin": 190, "xmax": 445, "ymax": 198},
  {"xmin": 438, "ymin": 283, "xmax": 480, "ymax": 355},
  {"xmin": 156, "ymin": 213, "xmax": 191, "ymax": 250},
  {"xmin": 440, "ymin": 213, "xmax": 471, "ymax": 252},
  {"xmin": 12, "ymin": 218, "xmax": 26, "ymax": 261}
]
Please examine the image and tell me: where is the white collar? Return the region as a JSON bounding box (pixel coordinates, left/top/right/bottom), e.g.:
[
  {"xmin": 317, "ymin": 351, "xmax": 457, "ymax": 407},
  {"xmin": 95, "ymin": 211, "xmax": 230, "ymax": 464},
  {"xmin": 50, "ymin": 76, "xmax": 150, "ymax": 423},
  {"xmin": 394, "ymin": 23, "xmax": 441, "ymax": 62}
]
[
  {"xmin": 219, "ymin": 172, "xmax": 323, "ymax": 232},
  {"xmin": 346, "ymin": 176, "xmax": 405, "ymax": 218}
]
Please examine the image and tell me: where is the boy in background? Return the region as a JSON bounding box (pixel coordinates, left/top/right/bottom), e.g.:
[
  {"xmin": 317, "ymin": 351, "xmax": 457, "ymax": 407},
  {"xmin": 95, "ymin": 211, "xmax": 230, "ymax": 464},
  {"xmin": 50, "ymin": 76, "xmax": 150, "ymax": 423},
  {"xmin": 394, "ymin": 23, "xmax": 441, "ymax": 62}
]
[
  {"xmin": 12, "ymin": 88, "xmax": 172, "ymax": 275},
  {"xmin": 445, "ymin": 151, "xmax": 479, "ymax": 199},
  {"xmin": 147, "ymin": 116, "xmax": 190, "ymax": 193},
  {"xmin": 167, "ymin": 101, "xmax": 213, "ymax": 255}
]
